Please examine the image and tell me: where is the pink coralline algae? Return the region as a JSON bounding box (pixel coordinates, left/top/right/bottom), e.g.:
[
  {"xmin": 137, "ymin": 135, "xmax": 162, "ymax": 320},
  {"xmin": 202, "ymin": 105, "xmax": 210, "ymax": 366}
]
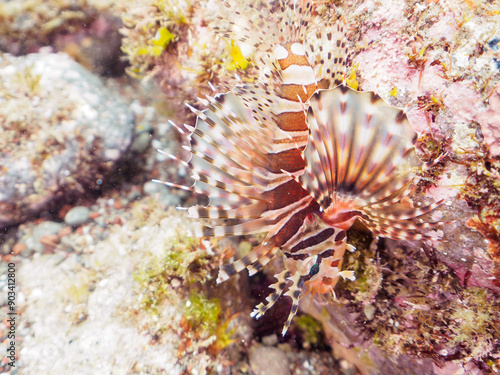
[{"xmin": 475, "ymin": 83, "xmax": 500, "ymax": 157}]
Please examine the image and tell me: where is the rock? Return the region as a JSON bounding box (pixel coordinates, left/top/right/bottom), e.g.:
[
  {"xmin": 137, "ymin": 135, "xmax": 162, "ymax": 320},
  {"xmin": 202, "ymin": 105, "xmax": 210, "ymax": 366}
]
[
  {"xmin": 300, "ymin": 295, "xmax": 437, "ymax": 375},
  {"xmin": 0, "ymin": 52, "xmax": 134, "ymax": 228},
  {"xmin": 0, "ymin": 1, "xmax": 125, "ymax": 75},
  {"xmin": 64, "ymin": 206, "xmax": 91, "ymax": 226},
  {"xmin": 143, "ymin": 181, "xmax": 181, "ymax": 207},
  {"xmin": 143, "ymin": 181, "xmax": 166, "ymax": 196},
  {"xmin": 261, "ymin": 334, "xmax": 279, "ymax": 347},
  {"xmin": 15, "ymin": 209, "xmax": 205, "ymax": 374},
  {"xmin": 363, "ymin": 304, "xmax": 376, "ymax": 321},
  {"xmin": 130, "ymin": 131, "xmax": 152, "ymax": 154},
  {"xmin": 130, "ymin": 102, "xmax": 155, "ymax": 154},
  {"xmin": 249, "ymin": 346, "xmax": 290, "ymax": 375},
  {"xmin": 30, "ymin": 221, "xmax": 64, "ymax": 253}
]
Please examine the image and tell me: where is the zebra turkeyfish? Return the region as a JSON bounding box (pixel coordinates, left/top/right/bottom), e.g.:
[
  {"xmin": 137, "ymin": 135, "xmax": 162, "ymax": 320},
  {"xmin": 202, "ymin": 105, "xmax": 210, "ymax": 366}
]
[{"xmin": 155, "ymin": 0, "xmax": 442, "ymax": 336}]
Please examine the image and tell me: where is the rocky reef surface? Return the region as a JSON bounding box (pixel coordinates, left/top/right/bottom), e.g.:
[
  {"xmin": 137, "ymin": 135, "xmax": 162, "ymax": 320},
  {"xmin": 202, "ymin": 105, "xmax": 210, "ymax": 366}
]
[{"xmin": 0, "ymin": 52, "xmax": 134, "ymax": 228}]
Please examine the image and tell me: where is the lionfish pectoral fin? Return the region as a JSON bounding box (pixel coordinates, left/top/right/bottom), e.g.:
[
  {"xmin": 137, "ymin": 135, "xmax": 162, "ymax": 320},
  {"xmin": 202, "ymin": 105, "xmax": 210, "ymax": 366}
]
[
  {"xmin": 250, "ymin": 269, "xmax": 291, "ymax": 320},
  {"xmin": 152, "ymin": 179, "xmax": 194, "ymax": 194},
  {"xmin": 359, "ymin": 215, "xmax": 442, "ymax": 241},
  {"xmin": 247, "ymin": 246, "xmax": 280, "ymax": 276},
  {"xmin": 360, "ymin": 195, "xmax": 446, "ymax": 241},
  {"xmin": 216, "ymin": 240, "xmax": 277, "ymax": 284},
  {"xmin": 301, "ymin": 86, "xmax": 420, "ymax": 212}
]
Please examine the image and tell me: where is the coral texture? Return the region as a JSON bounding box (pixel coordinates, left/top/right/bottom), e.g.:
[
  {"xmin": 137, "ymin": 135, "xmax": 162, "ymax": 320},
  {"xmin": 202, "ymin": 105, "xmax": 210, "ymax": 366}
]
[{"xmin": 2, "ymin": 0, "xmax": 500, "ymax": 374}]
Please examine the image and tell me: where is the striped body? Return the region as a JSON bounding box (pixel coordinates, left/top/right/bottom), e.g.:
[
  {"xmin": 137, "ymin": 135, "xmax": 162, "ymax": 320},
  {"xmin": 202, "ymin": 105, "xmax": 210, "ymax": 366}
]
[
  {"xmin": 273, "ymin": 42, "xmax": 317, "ymax": 150},
  {"xmin": 156, "ymin": 0, "xmax": 442, "ymax": 336}
]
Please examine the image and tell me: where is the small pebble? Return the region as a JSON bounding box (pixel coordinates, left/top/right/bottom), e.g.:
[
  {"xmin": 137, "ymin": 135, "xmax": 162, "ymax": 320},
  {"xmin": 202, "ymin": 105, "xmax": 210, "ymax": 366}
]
[
  {"xmin": 363, "ymin": 304, "xmax": 376, "ymax": 321},
  {"xmin": 12, "ymin": 243, "xmax": 26, "ymax": 255},
  {"xmin": 113, "ymin": 199, "xmax": 124, "ymax": 210},
  {"xmin": 143, "ymin": 181, "xmax": 181, "ymax": 206},
  {"xmin": 58, "ymin": 226, "xmax": 73, "ymax": 237},
  {"xmin": 64, "ymin": 206, "xmax": 91, "ymax": 226},
  {"xmin": 130, "ymin": 131, "xmax": 152, "ymax": 154},
  {"xmin": 143, "ymin": 181, "xmax": 167, "ymax": 196},
  {"xmin": 39, "ymin": 234, "xmax": 60, "ymax": 252},
  {"xmin": 31, "ymin": 221, "xmax": 64, "ymax": 253},
  {"xmin": 33, "ymin": 221, "xmax": 64, "ymax": 239},
  {"xmin": 89, "ymin": 211, "xmax": 100, "ymax": 220},
  {"xmin": 261, "ymin": 334, "xmax": 278, "ymax": 347}
]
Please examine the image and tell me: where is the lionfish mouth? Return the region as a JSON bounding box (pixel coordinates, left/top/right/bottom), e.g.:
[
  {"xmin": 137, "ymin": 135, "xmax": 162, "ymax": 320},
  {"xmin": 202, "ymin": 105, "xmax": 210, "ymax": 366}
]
[
  {"xmin": 321, "ymin": 208, "xmax": 365, "ymax": 230},
  {"xmin": 155, "ymin": 0, "xmax": 443, "ymax": 336}
]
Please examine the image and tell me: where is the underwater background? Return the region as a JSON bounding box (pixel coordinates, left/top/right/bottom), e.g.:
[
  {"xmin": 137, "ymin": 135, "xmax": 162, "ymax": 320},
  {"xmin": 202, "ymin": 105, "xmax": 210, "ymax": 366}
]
[{"xmin": 1, "ymin": 0, "xmax": 500, "ymax": 374}]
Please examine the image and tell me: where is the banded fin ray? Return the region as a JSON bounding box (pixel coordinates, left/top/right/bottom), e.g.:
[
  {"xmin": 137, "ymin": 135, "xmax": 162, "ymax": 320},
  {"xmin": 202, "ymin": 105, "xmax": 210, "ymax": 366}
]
[
  {"xmin": 299, "ymin": 85, "xmax": 442, "ymax": 240},
  {"xmin": 176, "ymin": 90, "xmax": 325, "ymax": 258},
  {"xmin": 305, "ymin": 19, "xmax": 348, "ymax": 88}
]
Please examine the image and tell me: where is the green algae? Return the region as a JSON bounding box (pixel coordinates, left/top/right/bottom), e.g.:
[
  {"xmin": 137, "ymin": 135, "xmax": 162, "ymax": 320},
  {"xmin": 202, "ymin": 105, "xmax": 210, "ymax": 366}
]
[
  {"xmin": 184, "ymin": 291, "xmax": 221, "ymax": 334},
  {"xmin": 120, "ymin": 0, "xmax": 192, "ymax": 78},
  {"xmin": 183, "ymin": 291, "xmax": 237, "ymax": 354},
  {"xmin": 294, "ymin": 315, "xmax": 326, "ymax": 349},
  {"xmin": 133, "ymin": 234, "xmax": 211, "ymax": 313}
]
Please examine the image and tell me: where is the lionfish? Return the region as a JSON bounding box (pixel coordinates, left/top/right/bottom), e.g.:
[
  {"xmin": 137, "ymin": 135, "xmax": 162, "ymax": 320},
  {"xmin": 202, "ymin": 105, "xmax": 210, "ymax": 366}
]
[{"xmin": 155, "ymin": 0, "xmax": 442, "ymax": 336}]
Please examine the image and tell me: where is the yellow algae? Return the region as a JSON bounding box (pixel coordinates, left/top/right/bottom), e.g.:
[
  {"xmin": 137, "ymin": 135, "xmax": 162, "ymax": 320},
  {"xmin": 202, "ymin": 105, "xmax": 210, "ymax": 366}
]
[
  {"xmin": 346, "ymin": 63, "xmax": 360, "ymax": 90},
  {"xmin": 225, "ymin": 40, "xmax": 249, "ymax": 71},
  {"xmin": 152, "ymin": 26, "xmax": 176, "ymax": 48}
]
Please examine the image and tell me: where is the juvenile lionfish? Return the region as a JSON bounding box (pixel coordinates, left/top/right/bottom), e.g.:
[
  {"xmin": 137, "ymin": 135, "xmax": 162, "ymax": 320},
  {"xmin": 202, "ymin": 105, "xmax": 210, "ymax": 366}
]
[{"xmin": 156, "ymin": 0, "xmax": 441, "ymax": 335}]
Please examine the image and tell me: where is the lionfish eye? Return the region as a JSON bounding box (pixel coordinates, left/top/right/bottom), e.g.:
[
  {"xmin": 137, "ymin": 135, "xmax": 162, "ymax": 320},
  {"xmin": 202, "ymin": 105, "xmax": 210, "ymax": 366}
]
[{"xmin": 309, "ymin": 263, "xmax": 320, "ymax": 277}]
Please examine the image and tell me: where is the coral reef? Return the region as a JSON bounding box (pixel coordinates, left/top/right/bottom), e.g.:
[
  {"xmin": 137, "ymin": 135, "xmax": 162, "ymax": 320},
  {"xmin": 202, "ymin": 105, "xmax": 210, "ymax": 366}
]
[
  {"xmin": 1, "ymin": 0, "xmax": 500, "ymax": 374},
  {"xmin": 303, "ymin": 0, "xmax": 500, "ymax": 371},
  {"xmin": 127, "ymin": 0, "xmax": 500, "ymax": 372},
  {"xmin": 119, "ymin": 0, "xmax": 256, "ymax": 124}
]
